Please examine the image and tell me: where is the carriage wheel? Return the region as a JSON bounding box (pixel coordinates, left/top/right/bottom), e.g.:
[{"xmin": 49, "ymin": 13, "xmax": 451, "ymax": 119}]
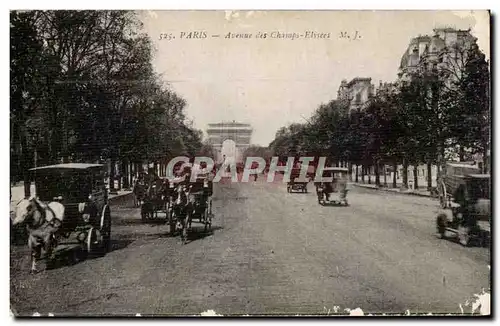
[
  {"xmin": 439, "ymin": 182, "xmax": 448, "ymax": 209},
  {"xmin": 86, "ymin": 227, "xmax": 102, "ymax": 255},
  {"xmin": 100, "ymin": 206, "xmax": 112, "ymax": 253}
]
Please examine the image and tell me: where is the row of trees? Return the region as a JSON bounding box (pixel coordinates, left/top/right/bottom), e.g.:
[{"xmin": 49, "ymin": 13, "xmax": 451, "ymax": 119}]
[
  {"xmin": 269, "ymin": 41, "xmax": 490, "ymax": 190},
  {"xmin": 11, "ymin": 11, "xmax": 205, "ymax": 194}
]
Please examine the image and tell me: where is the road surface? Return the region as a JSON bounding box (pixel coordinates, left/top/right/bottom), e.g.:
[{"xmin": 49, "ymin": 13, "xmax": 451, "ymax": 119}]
[{"xmin": 10, "ymin": 179, "xmax": 490, "ymax": 316}]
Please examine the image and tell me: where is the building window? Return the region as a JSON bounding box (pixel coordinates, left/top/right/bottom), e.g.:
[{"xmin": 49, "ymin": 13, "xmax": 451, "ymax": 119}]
[{"xmin": 355, "ymin": 93, "xmax": 361, "ymax": 103}]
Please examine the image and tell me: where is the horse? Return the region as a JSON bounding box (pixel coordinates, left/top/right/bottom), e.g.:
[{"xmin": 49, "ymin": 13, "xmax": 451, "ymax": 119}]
[
  {"xmin": 170, "ymin": 184, "xmax": 191, "ymax": 240},
  {"xmin": 12, "ymin": 197, "xmax": 65, "ymax": 273}
]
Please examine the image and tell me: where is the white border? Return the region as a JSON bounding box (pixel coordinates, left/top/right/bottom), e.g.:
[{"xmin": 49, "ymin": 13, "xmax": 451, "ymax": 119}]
[{"xmin": 2, "ymin": 1, "xmax": 497, "ymax": 326}]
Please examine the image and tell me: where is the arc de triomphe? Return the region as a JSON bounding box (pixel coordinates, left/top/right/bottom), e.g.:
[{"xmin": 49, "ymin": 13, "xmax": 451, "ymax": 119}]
[{"xmin": 206, "ymin": 121, "xmax": 253, "ymax": 164}]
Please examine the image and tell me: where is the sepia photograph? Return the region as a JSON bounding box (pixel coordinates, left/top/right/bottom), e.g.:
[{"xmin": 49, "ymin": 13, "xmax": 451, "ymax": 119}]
[{"xmin": 9, "ymin": 9, "xmax": 491, "ymax": 317}]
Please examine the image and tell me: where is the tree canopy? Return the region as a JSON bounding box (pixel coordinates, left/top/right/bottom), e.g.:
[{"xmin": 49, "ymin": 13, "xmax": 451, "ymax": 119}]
[{"xmin": 10, "ymin": 10, "xmax": 205, "ymax": 183}]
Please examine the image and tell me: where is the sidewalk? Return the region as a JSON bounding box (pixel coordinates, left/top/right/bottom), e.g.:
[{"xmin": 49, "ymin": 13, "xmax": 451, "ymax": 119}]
[{"xmin": 351, "ymin": 182, "xmax": 434, "ymax": 198}]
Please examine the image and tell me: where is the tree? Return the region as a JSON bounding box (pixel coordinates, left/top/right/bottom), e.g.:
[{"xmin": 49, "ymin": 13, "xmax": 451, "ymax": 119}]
[
  {"xmin": 446, "ymin": 43, "xmax": 490, "ymax": 171},
  {"xmin": 10, "ymin": 11, "xmax": 50, "ymax": 195},
  {"xmin": 10, "ymin": 10, "xmax": 204, "ymax": 191}
]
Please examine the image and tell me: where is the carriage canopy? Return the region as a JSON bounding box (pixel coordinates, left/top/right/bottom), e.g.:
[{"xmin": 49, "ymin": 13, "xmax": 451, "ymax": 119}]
[{"xmin": 29, "ymin": 164, "xmax": 105, "ymax": 202}]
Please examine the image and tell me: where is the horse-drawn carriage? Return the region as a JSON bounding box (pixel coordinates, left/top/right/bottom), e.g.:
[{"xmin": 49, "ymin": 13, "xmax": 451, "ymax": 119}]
[
  {"xmin": 139, "ymin": 177, "xmax": 170, "ymax": 223},
  {"xmin": 168, "ymin": 174, "xmax": 214, "ymax": 244},
  {"xmin": 315, "ymin": 167, "xmax": 349, "ymax": 206},
  {"xmin": 12, "ymin": 163, "xmax": 111, "ymax": 272}
]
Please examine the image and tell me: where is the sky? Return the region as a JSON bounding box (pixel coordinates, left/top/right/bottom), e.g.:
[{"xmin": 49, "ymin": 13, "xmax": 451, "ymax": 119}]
[{"xmin": 140, "ymin": 10, "xmax": 490, "ymax": 147}]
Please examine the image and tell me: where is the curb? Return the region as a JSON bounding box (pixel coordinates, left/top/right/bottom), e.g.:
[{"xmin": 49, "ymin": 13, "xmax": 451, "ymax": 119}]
[
  {"xmin": 352, "ymin": 184, "xmax": 434, "ymax": 198},
  {"xmin": 108, "ymin": 192, "xmax": 134, "ymax": 206}
]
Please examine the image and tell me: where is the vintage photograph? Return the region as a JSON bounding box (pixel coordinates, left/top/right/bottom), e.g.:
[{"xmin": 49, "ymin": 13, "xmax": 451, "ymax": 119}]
[{"xmin": 9, "ymin": 10, "xmax": 490, "ymax": 316}]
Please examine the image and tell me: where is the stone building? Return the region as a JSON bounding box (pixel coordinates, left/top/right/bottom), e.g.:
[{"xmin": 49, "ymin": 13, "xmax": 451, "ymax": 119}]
[
  {"xmin": 337, "ymin": 77, "xmax": 375, "ymax": 114},
  {"xmin": 398, "ymin": 28, "xmax": 477, "ymax": 82},
  {"xmin": 394, "ymin": 27, "xmax": 485, "ymax": 184}
]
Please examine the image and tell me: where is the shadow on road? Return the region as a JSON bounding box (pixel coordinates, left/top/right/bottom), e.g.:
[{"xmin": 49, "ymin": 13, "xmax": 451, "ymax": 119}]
[
  {"xmin": 441, "ymin": 229, "xmax": 491, "ymax": 248},
  {"xmin": 318, "ymin": 202, "xmax": 350, "ymax": 207},
  {"xmin": 186, "ymin": 225, "xmax": 223, "ymax": 243},
  {"xmin": 157, "ymin": 225, "xmax": 223, "ymax": 244},
  {"xmin": 10, "ymin": 225, "xmax": 29, "ymax": 247},
  {"xmin": 113, "ymin": 216, "xmax": 168, "ymax": 226},
  {"xmin": 44, "ymin": 238, "xmax": 135, "ymax": 271}
]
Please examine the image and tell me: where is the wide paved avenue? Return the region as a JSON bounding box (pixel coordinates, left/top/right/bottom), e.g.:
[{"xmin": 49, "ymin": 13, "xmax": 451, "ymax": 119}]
[{"xmin": 10, "ymin": 179, "xmax": 490, "ymax": 316}]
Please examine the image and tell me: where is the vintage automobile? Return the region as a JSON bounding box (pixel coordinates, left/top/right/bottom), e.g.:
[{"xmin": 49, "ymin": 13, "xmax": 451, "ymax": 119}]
[
  {"xmin": 437, "ymin": 162, "xmax": 482, "ymax": 208},
  {"xmin": 315, "ymin": 167, "xmax": 349, "ymax": 206},
  {"xmin": 287, "ymin": 167, "xmax": 309, "ymax": 193},
  {"xmin": 436, "ymin": 173, "xmax": 490, "ymax": 246},
  {"xmin": 28, "ymin": 163, "xmax": 112, "ymax": 254}
]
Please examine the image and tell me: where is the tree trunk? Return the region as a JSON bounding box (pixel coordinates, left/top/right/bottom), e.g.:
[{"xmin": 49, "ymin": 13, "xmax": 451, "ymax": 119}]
[
  {"xmin": 361, "ymin": 165, "xmax": 365, "ymax": 183},
  {"xmin": 123, "ymin": 160, "xmax": 129, "ymax": 189},
  {"xmin": 392, "ymin": 161, "xmax": 397, "ymax": 188},
  {"xmin": 413, "ymin": 165, "xmax": 418, "ymax": 189},
  {"xmin": 355, "ymin": 165, "xmax": 359, "ymax": 183},
  {"xmin": 109, "ymin": 159, "xmax": 117, "ymax": 194},
  {"xmin": 128, "ymin": 162, "xmax": 133, "ymax": 188},
  {"xmin": 459, "ymin": 145, "xmax": 465, "ymax": 161},
  {"xmin": 383, "ymin": 164, "xmax": 387, "ymax": 187},
  {"xmin": 20, "ymin": 129, "xmax": 32, "ymax": 198},
  {"xmin": 483, "ymin": 145, "xmax": 489, "ymax": 174},
  {"xmin": 367, "ymin": 165, "xmax": 371, "ymax": 184},
  {"xmin": 374, "ymin": 162, "xmax": 380, "ymax": 187},
  {"xmin": 402, "ymin": 158, "xmax": 408, "ymax": 189},
  {"xmin": 116, "ymin": 161, "xmax": 122, "ymax": 191},
  {"xmin": 427, "ymin": 161, "xmax": 432, "ymax": 191},
  {"xmin": 348, "ymin": 162, "xmax": 353, "ymax": 181}
]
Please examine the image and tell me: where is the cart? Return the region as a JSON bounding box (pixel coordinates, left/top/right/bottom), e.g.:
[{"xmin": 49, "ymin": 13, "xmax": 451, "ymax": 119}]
[
  {"xmin": 437, "ymin": 162, "xmax": 481, "ymax": 209},
  {"xmin": 287, "ymin": 168, "xmax": 309, "ymax": 193},
  {"xmin": 168, "ymin": 175, "xmax": 214, "ymax": 244},
  {"xmin": 29, "ymin": 163, "xmax": 112, "ymax": 255},
  {"xmin": 436, "ymin": 174, "xmax": 490, "ymax": 246},
  {"xmin": 315, "ymin": 167, "xmax": 349, "ymax": 206},
  {"xmin": 140, "ymin": 178, "xmax": 170, "ymax": 223}
]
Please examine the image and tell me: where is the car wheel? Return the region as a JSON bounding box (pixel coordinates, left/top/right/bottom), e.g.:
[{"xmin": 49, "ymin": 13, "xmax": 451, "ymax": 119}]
[
  {"xmin": 436, "ymin": 213, "xmax": 447, "ymax": 239},
  {"xmin": 458, "ymin": 226, "xmax": 471, "ymax": 247}
]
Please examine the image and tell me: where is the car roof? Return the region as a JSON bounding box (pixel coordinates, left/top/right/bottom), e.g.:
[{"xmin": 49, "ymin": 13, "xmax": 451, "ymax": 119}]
[
  {"xmin": 30, "ymin": 163, "xmax": 104, "ymax": 171},
  {"xmin": 466, "ymin": 174, "xmax": 491, "ymax": 179},
  {"xmin": 328, "ymin": 167, "xmax": 349, "ymax": 172}
]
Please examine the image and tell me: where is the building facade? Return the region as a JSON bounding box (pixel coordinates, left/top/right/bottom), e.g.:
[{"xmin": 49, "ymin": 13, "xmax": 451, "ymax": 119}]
[
  {"xmin": 398, "ymin": 28, "xmax": 477, "ymax": 82},
  {"xmin": 337, "ymin": 77, "xmax": 375, "ymax": 113}
]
